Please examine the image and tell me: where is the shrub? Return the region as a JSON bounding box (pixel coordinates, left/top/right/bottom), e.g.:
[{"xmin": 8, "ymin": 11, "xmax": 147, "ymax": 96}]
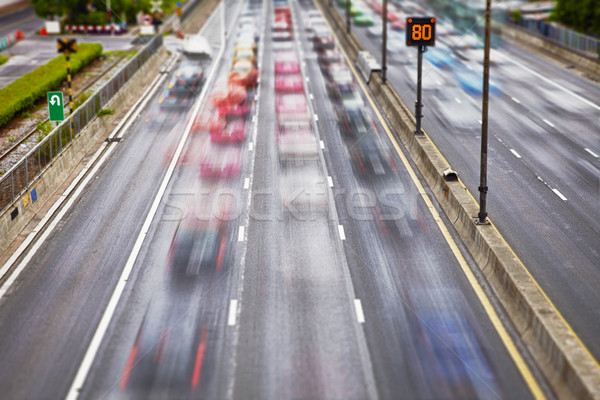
[
  {"xmin": 0, "ymin": 55, "xmax": 8, "ymax": 66},
  {"xmin": 97, "ymin": 108, "xmax": 114, "ymax": 117},
  {"xmin": 0, "ymin": 43, "xmax": 103, "ymax": 128}
]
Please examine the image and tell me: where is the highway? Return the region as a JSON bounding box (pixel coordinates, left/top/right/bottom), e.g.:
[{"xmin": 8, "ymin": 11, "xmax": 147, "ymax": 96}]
[
  {"xmin": 0, "ymin": 0, "xmax": 598, "ymax": 398},
  {"xmin": 329, "ymin": 0, "xmax": 600, "ymax": 362}
]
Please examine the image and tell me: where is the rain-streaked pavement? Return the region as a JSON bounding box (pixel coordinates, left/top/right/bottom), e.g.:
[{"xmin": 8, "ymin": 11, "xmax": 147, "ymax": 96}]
[
  {"xmin": 332, "ymin": 0, "xmax": 600, "ymax": 363},
  {"xmin": 3, "ymin": 0, "xmax": 599, "ymax": 398}
]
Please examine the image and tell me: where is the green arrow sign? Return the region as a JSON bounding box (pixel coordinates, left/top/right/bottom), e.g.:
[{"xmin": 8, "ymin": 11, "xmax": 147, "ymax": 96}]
[{"xmin": 47, "ymin": 91, "xmax": 65, "ymax": 122}]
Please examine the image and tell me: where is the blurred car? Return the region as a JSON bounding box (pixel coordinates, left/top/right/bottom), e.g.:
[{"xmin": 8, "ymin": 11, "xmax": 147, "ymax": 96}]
[
  {"xmin": 275, "ymin": 93, "xmax": 308, "ymax": 114},
  {"xmin": 348, "ymin": 132, "xmax": 395, "ymax": 176},
  {"xmin": 210, "ymin": 81, "xmax": 247, "ymax": 109},
  {"xmin": 168, "ymin": 65, "xmax": 204, "ymax": 96},
  {"xmin": 277, "ymin": 110, "xmax": 311, "ymax": 132},
  {"xmin": 313, "ymin": 30, "xmax": 335, "ymax": 51},
  {"xmin": 353, "ymin": 12, "xmax": 374, "ymax": 26},
  {"xmin": 168, "ymin": 220, "xmax": 228, "ymax": 277},
  {"xmin": 454, "ymin": 65, "xmax": 501, "ymax": 96},
  {"xmin": 424, "ymin": 43, "xmax": 455, "ymax": 69},
  {"xmin": 317, "ymin": 48, "xmax": 341, "ymax": 69},
  {"xmin": 324, "ymin": 62, "xmax": 352, "ymax": 82},
  {"xmin": 199, "ymin": 143, "xmax": 242, "ymax": 177},
  {"xmin": 239, "ymin": 25, "xmax": 259, "ymax": 41},
  {"xmin": 158, "ymin": 92, "xmax": 192, "ymax": 109},
  {"xmin": 275, "ymin": 73, "xmax": 304, "ymax": 92},
  {"xmin": 326, "ymin": 65, "xmax": 355, "ymax": 98},
  {"xmin": 211, "ymin": 116, "xmax": 246, "ymax": 142},
  {"xmin": 278, "ymin": 131, "xmax": 319, "ymax": 161},
  {"xmin": 273, "ymin": 19, "xmax": 292, "ymax": 32},
  {"xmin": 229, "ymin": 60, "xmax": 259, "ymax": 88},
  {"xmin": 182, "ymin": 34, "xmax": 212, "ymax": 58},
  {"xmin": 334, "ymin": 92, "xmax": 367, "ymax": 135},
  {"xmin": 193, "ymin": 112, "xmax": 223, "ymax": 133},
  {"xmin": 235, "ymin": 37, "xmax": 257, "ymax": 52},
  {"xmin": 274, "ymin": 51, "xmax": 300, "ymax": 74},
  {"xmin": 233, "ymin": 47, "xmax": 256, "ymax": 65},
  {"xmin": 272, "ymin": 30, "xmax": 293, "ymax": 41}
]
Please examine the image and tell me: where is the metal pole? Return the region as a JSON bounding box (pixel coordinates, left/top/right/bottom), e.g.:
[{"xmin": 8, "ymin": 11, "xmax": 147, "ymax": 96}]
[
  {"xmin": 67, "ymin": 54, "xmax": 73, "ymax": 137},
  {"xmin": 346, "ymin": 0, "xmax": 351, "ymax": 34},
  {"xmin": 478, "ymin": 0, "xmax": 491, "ymax": 224},
  {"xmin": 414, "ymin": 45, "xmax": 424, "ymax": 135},
  {"xmin": 381, "ymin": 0, "xmax": 387, "ymax": 83}
]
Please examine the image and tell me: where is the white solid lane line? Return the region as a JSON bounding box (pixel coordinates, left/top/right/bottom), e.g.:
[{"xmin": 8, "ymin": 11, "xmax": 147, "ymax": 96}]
[
  {"xmin": 238, "ymin": 226, "xmax": 245, "ymax": 242},
  {"xmin": 354, "ymin": 299, "xmax": 365, "ymax": 324},
  {"xmin": 228, "ymin": 300, "xmax": 238, "ymax": 326},
  {"xmin": 543, "ymin": 119, "xmax": 555, "ymax": 128},
  {"xmin": 510, "ymin": 149, "xmax": 522, "ymax": 159},
  {"xmin": 552, "ymin": 189, "xmax": 567, "ymax": 202},
  {"xmin": 585, "ymin": 148, "xmax": 599, "ymax": 158},
  {"xmin": 327, "ymin": 176, "xmax": 334, "ymax": 187}
]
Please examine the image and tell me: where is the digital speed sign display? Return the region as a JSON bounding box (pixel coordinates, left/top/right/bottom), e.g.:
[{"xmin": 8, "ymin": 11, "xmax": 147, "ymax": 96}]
[{"xmin": 406, "ymin": 17, "xmax": 436, "ymax": 46}]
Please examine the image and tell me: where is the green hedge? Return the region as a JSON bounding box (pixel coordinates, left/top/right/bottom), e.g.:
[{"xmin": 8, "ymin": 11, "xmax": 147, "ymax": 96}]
[{"xmin": 0, "ymin": 42, "xmax": 103, "ymax": 128}]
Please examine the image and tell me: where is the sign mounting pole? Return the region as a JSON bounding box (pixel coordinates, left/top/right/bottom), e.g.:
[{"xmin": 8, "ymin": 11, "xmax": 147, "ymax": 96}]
[{"xmin": 406, "ymin": 17, "xmax": 436, "ymax": 135}]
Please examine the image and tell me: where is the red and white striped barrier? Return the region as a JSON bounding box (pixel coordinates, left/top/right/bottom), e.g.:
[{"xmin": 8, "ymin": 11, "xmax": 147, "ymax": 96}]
[{"xmin": 65, "ymin": 24, "xmax": 128, "ymax": 34}]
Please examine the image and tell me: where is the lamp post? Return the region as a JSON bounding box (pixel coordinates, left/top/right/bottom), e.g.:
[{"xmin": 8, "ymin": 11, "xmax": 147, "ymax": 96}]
[
  {"xmin": 381, "ymin": 0, "xmax": 388, "ymax": 82},
  {"xmin": 346, "ymin": 0, "xmax": 351, "ymax": 34},
  {"xmin": 477, "ymin": 0, "xmax": 492, "ymax": 224}
]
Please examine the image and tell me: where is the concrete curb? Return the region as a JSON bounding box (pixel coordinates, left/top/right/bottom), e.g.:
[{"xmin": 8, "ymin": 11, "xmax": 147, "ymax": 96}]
[
  {"xmin": 316, "ymin": 1, "xmax": 600, "ymax": 398},
  {"xmin": 0, "ymin": 46, "xmax": 169, "ymax": 257}
]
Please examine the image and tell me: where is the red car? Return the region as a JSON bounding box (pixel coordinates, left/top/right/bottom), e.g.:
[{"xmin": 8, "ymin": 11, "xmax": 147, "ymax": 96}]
[
  {"xmin": 229, "ymin": 60, "xmax": 258, "ymax": 88},
  {"xmin": 274, "ymin": 51, "xmax": 300, "ymax": 74},
  {"xmin": 275, "ymin": 74, "xmax": 304, "ymax": 92},
  {"xmin": 199, "ymin": 143, "xmax": 242, "ymax": 177},
  {"xmin": 210, "ymin": 117, "xmax": 246, "ymax": 142},
  {"xmin": 275, "ymin": 93, "xmax": 308, "ymax": 115}
]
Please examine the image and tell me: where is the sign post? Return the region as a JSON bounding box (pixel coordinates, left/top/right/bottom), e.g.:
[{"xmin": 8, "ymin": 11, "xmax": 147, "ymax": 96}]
[
  {"xmin": 47, "ymin": 91, "xmax": 65, "ymax": 122},
  {"xmin": 57, "ymin": 38, "xmax": 77, "ymax": 135},
  {"xmin": 406, "ymin": 17, "xmax": 435, "ymax": 135}
]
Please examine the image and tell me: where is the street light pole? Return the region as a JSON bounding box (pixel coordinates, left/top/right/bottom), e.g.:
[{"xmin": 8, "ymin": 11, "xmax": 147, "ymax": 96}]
[
  {"xmin": 346, "ymin": 0, "xmax": 351, "ymax": 34},
  {"xmin": 478, "ymin": 0, "xmax": 492, "ymax": 224},
  {"xmin": 381, "ymin": 0, "xmax": 387, "ymax": 82}
]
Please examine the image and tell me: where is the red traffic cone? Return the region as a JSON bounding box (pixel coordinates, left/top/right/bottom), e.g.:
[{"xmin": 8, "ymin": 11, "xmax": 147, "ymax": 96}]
[
  {"xmin": 177, "ymin": 28, "xmax": 183, "ymax": 38},
  {"xmin": 39, "ymin": 27, "xmax": 47, "ymax": 36}
]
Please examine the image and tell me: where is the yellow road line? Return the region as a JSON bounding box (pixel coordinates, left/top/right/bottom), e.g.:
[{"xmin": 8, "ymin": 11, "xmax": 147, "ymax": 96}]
[
  {"xmin": 316, "ymin": 3, "xmax": 546, "ymax": 398},
  {"xmin": 1, "ymin": 14, "xmax": 35, "ymax": 33}
]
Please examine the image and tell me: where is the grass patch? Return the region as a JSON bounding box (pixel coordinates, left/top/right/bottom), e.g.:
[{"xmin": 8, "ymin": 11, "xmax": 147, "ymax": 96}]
[
  {"xmin": 104, "ymin": 49, "xmax": 138, "ymax": 59},
  {"xmin": 0, "ymin": 43, "xmax": 103, "ymax": 129},
  {"xmin": 0, "ymin": 55, "xmax": 8, "ymax": 66},
  {"xmin": 37, "ymin": 120, "xmax": 53, "ymax": 140},
  {"xmin": 21, "ymin": 112, "xmax": 33, "ymax": 119},
  {"xmin": 97, "ymin": 108, "xmax": 114, "ymax": 117},
  {"xmin": 73, "ymin": 90, "xmax": 93, "ymax": 110}
]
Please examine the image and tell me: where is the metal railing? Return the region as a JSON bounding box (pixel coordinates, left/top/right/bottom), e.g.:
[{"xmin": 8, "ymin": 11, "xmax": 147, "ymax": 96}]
[
  {"xmin": 511, "ymin": 18, "xmax": 599, "ymax": 58},
  {"xmin": 0, "ymin": 34, "xmax": 163, "ymax": 214}
]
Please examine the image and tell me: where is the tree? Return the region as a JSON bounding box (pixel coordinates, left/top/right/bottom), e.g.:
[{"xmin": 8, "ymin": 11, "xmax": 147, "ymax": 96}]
[{"xmin": 551, "ymin": 0, "xmax": 600, "ymax": 36}]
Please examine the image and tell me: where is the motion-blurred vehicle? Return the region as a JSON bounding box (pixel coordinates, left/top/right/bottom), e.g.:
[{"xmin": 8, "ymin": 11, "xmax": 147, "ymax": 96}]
[
  {"xmin": 454, "ymin": 65, "xmax": 501, "ymax": 96},
  {"xmin": 233, "ymin": 47, "xmax": 257, "ymax": 65},
  {"xmin": 168, "ymin": 64, "xmax": 204, "ymax": 96},
  {"xmin": 235, "ymin": 37, "xmax": 257, "ymax": 52},
  {"xmin": 275, "ymin": 93, "xmax": 308, "ymax": 115},
  {"xmin": 272, "ymin": 30, "xmax": 293, "ymax": 41},
  {"xmin": 424, "ymin": 43, "xmax": 455, "ymax": 69},
  {"xmin": 317, "ymin": 48, "xmax": 342, "ymax": 69},
  {"xmin": 278, "ymin": 131, "xmax": 319, "ymax": 161},
  {"xmin": 168, "ymin": 219, "xmax": 229, "ymax": 277},
  {"xmin": 353, "ymin": 12, "xmax": 375, "ymax": 26},
  {"xmin": 348, "ymin": 132, "xmax": 396, "ymax": 176},
  {"xmin": 324, "ymin": 62, "xmax": 351, "ymax": 82},
  {"xmin": 199, "ymin": 143, "xmax": 242, "ymax": 177},
  {"xmin": 313, "ymin": 30, "xmax": 335, "ymax": 51},
  {"xmin": 326, "ymin": 66, "xmax": 355, "ymax": 99},
  {"xmin": 273, "ymin": 19, "xmax": 292, "ymax": 32},
  {"xmin": 275, "ymin": 73, "xmax": 304, "ymax": 92},
  {"xmin": 274, "ymin": 51, "xmax": 300, "ymax": 74},
  {"xmin": 229, "ymin": 60, "xmax": 259, "ymax": 88},
  {"xmin": 158, "ymin": 92, "xmax": 192, "ymax": 109},
  {"xmin": 210, "ymin": 116, "xmax": 246, "ymax": 142},
  {"xmin": 210, "ymin": 82, "xmax": 248, "ymax": 115},
  {"xmin": 182, "ymin": 34, "xmax": 212, "ymax": 58}
]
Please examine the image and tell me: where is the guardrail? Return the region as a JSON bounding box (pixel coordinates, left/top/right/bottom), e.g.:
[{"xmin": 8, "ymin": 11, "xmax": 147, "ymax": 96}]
[
  {"xmin": 511, "ymin": 18, "xmax": 600, "ymax": 58},
  {"xmin": 0, "ymin": 34, "xmax": 163, "ymax": 214}
]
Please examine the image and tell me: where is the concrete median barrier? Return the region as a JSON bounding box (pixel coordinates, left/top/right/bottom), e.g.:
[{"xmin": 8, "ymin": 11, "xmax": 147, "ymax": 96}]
[{"xmin": 316, "ymin": 0, "xmax": 600, "ymax": 398}]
